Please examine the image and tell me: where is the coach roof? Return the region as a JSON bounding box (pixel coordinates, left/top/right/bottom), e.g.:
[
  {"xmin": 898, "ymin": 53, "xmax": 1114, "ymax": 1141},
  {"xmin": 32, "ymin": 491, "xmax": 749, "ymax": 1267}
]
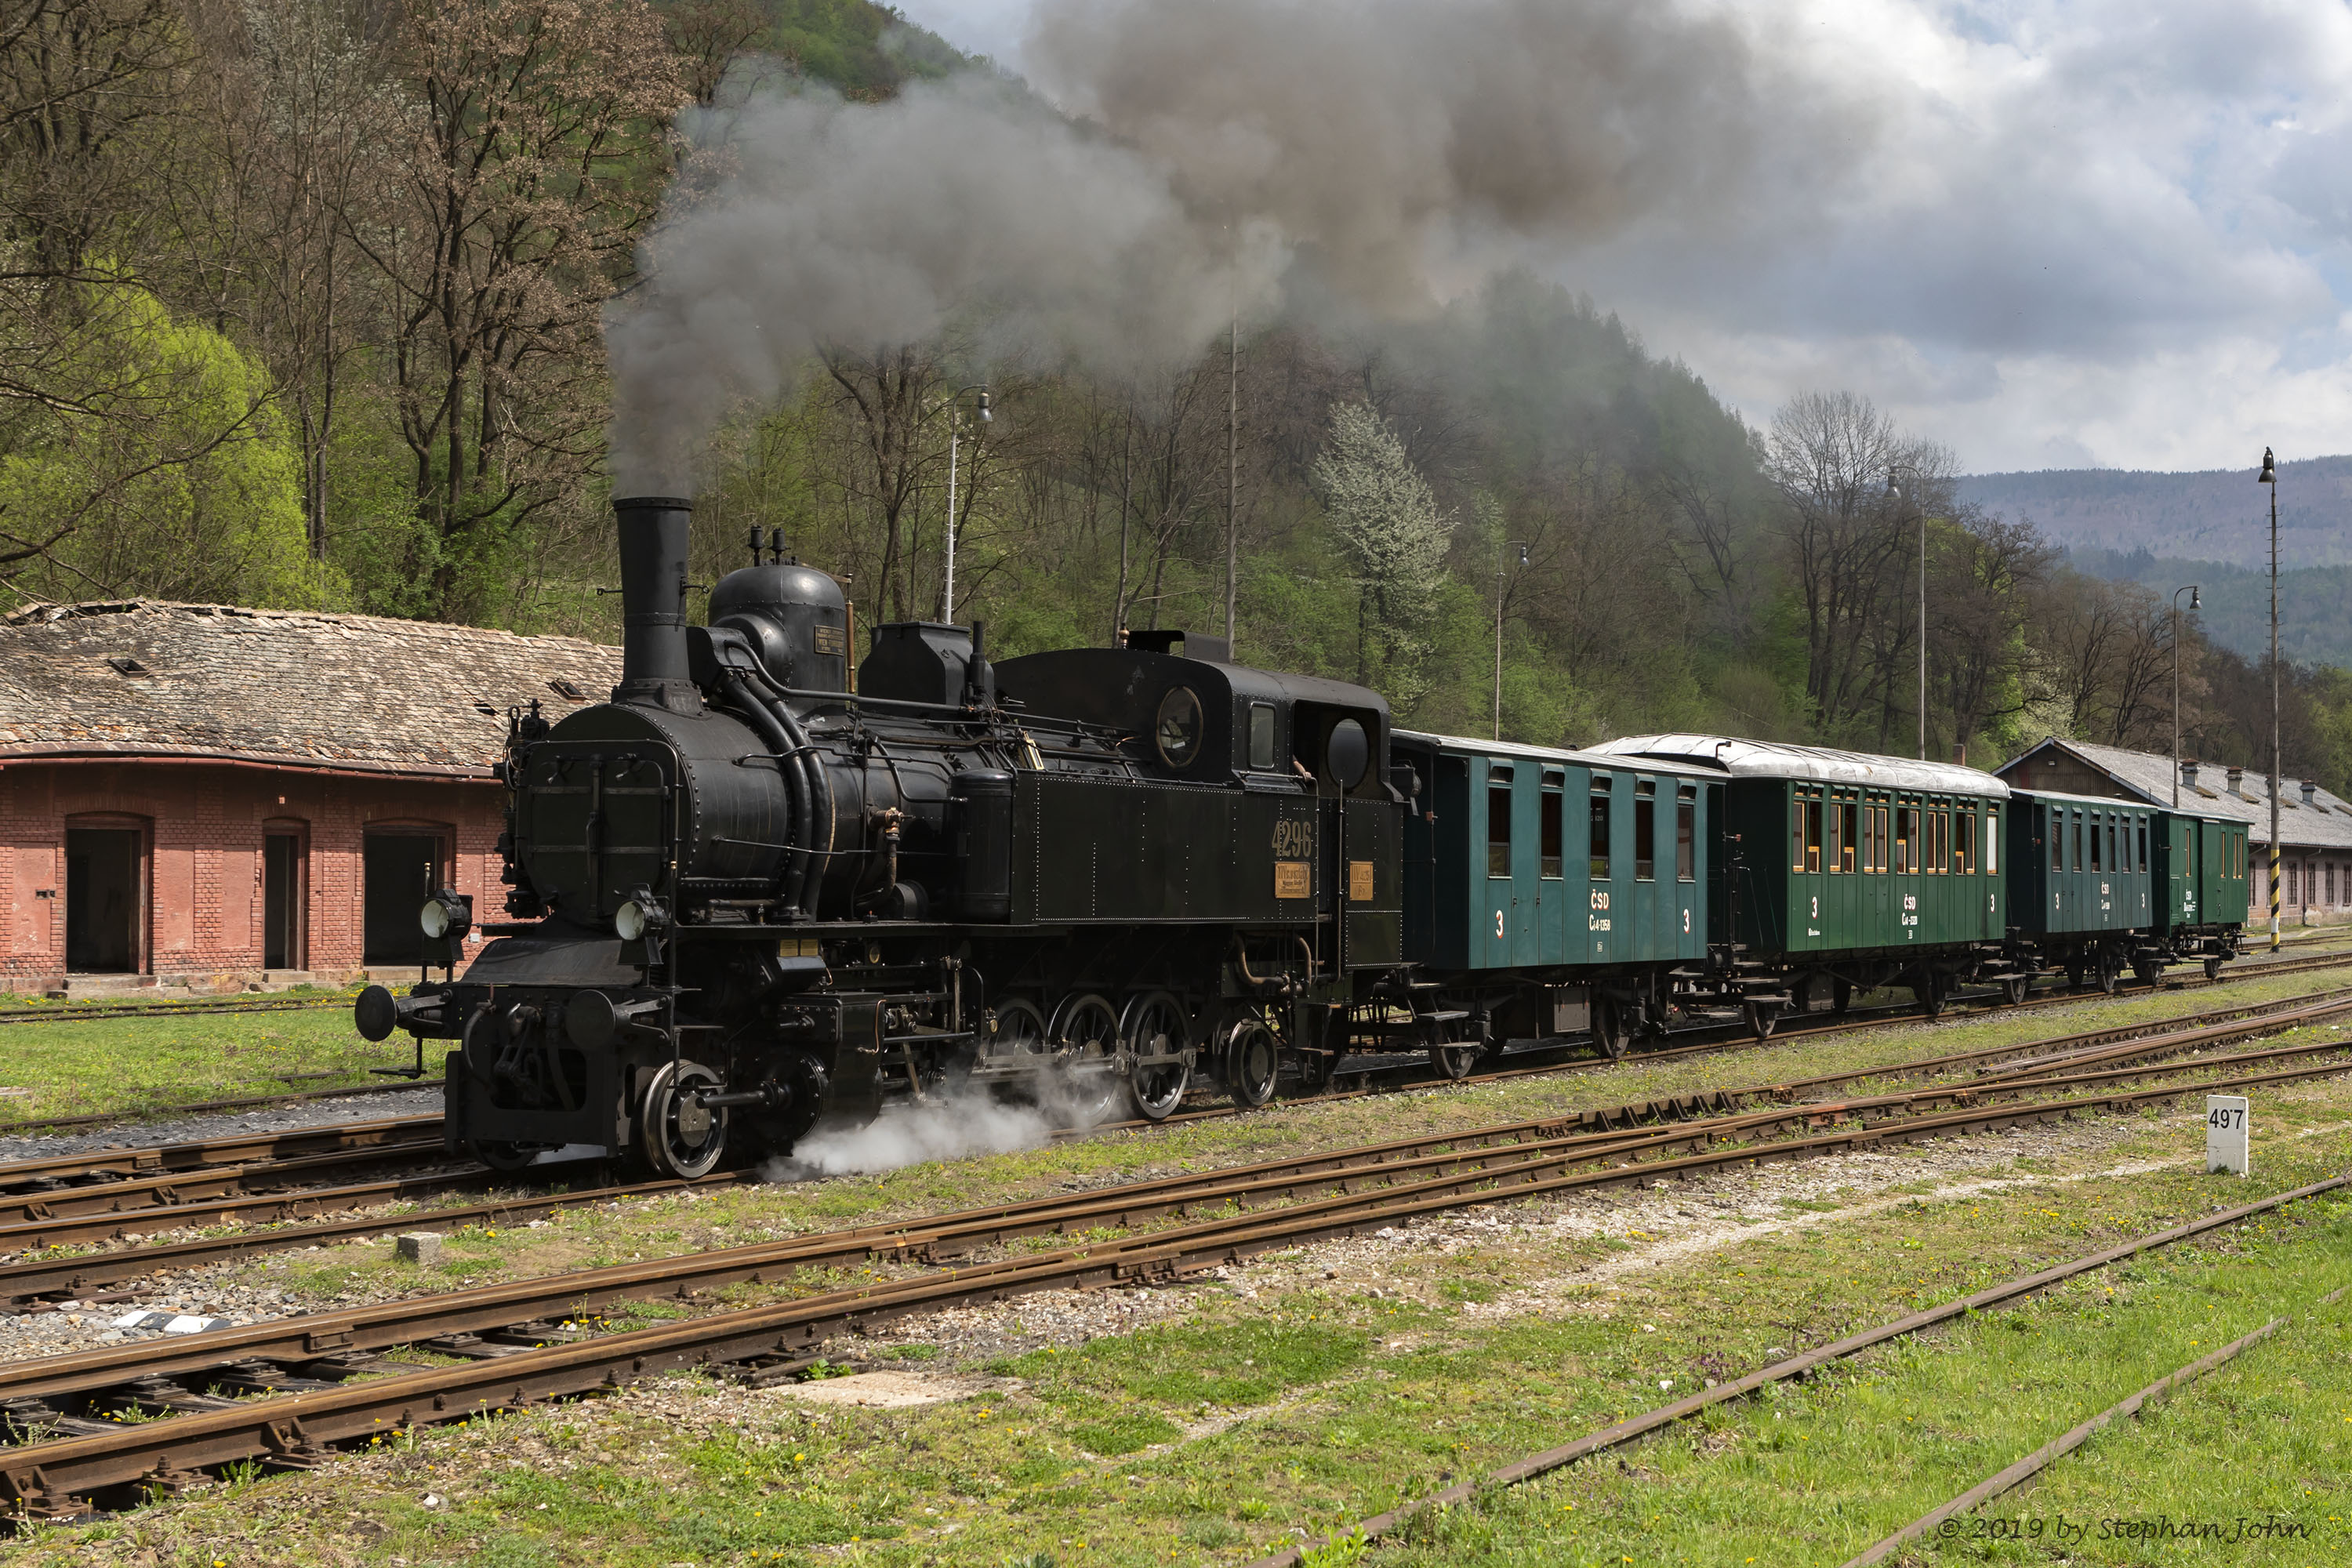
[{"xmin": 1585, "ymin": 734, "xmax": 2013, "ymax": 799}]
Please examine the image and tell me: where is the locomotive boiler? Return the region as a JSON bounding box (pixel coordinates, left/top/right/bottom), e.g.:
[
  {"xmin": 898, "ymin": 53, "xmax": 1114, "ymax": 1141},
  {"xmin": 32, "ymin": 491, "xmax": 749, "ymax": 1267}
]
[{"xmin": 358, "ymin": 497, "xmax": 1406, "ymax": 1177}]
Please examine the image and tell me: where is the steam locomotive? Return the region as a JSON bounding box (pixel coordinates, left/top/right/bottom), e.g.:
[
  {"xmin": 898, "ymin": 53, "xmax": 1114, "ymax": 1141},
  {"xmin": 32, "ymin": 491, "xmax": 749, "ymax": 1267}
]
[
  {"xmin": 356, "ymin": 497, "xmax": 1414, "ymax": 1177},
  {"xmin": 356, "ymin": 498, "xmax": 2252, "ymax": 1178}
]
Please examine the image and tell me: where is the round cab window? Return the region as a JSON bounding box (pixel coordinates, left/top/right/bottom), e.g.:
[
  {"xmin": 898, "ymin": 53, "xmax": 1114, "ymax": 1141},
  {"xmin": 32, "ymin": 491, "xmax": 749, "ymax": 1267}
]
[
  {"xmin": 1326, "ymin": 717, "xmax": 1370, "ymax": 789},
  {"xmin": 1155, "ymin": 687, "xmax": 1204, "ymax": 767}
]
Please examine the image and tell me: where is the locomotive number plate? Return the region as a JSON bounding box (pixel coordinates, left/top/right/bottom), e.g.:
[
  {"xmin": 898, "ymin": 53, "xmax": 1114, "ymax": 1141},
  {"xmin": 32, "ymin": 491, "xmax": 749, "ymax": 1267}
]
[
  {"xmin": 1275, "ymin": 861, "xmax": 1312, "ymax": 898},
  {"xmin": 811, "ymin": 624, "xmax": 848, "ymax": 655},
  {"xmin": 1348, "ymin": 861, "xmax": 1374, "ymax": 902}
]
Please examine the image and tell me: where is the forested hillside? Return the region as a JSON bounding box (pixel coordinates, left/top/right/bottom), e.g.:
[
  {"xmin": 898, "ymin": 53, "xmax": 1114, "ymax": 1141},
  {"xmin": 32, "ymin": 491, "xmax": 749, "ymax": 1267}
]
[{"xmin": 6, "ymin": 0, "xmax": 2352, "ymax": 793}]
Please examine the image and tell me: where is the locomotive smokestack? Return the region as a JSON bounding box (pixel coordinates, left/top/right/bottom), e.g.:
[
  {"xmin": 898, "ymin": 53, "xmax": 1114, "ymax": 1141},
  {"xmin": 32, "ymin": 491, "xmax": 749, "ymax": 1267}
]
[{"xmin": 613, "ymin": 495, "xmax": 696, "ymax": 710}]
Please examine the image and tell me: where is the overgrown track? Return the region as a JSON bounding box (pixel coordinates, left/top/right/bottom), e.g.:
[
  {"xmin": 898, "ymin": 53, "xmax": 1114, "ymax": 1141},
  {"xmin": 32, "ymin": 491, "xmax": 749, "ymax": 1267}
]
[
  {"xmin": 5, "ymin": 983, "xmax": 2350, "ymax": 1294},
  {"xmin": 1250, "ymin": 1186, "xmax": 2352, "ymax": 1568},
  {"xmin": 0, "ymin": 998, "xmax": 347, "ymax": 1028},
  {"xmin": 4, "ymin": 1015, "xmax": 2351, "ymax": 1519},
  {"xmin": 0, "ymin": 1080, "xmax": 442, "ymax": 1142}
]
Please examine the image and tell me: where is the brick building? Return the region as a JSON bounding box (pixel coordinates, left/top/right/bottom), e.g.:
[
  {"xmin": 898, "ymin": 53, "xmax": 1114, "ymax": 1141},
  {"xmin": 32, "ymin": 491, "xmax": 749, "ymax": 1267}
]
[
  {"xmin": 1996, "ymin": 735, "xmax": 2352, "ymax": 923},
  {"xmin": 0, "ymin": 601, "xmax": 620, "ymax": 997}
]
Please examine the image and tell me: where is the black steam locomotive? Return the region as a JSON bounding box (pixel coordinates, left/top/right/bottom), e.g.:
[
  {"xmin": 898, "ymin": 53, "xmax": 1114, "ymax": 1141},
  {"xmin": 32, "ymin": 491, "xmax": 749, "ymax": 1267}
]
[{"xmin": 358, "ymin": 498, "xmax": 1407, "ymax": 1177}]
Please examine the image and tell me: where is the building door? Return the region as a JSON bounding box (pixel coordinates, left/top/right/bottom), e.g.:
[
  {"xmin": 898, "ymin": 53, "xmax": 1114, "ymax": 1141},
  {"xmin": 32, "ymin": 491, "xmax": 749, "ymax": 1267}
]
[
  {"xmin": 264, "ymin": 832, "xmax": 305, "ymax": 970},
  {"xmin": 363, "ymin": 834, "xmax": 444, "ymax": 966},
  {"xmin": 65, "ymin": 828, "xmax": 142, "ymax": 972}
]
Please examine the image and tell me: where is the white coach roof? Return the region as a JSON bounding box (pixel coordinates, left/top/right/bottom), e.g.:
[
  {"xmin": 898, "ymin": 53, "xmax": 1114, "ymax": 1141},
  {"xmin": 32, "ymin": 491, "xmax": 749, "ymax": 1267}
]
[{"xmin": 1584, "ymin": 735, "xmax": 2013, "ymax": 799}]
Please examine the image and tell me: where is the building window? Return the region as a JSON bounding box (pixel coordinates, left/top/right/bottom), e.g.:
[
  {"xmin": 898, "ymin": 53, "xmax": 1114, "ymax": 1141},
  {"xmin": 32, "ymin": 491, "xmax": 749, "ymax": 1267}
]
[
  {"xmin": 1540, "ymin": 788, "xmax": 1563, "ymax": 880},
  {"xmin": 1676, "ymin": 788, "xmax": 1697, "ymax": 881},
  {"xmin": 1486, "ymin": 779, "xmax": 1512, "ymax": 879}
]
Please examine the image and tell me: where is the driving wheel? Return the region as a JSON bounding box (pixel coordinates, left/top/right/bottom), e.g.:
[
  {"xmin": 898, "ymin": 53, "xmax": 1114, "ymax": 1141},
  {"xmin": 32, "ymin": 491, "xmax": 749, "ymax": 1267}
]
[
  {"xmin": 470, "ymin": 1139, "xmax": 550, "ymax": 1174},
  {"xmin": 1047, "ymin": 993, "xmax": 1126, "ymax": 1124},
  {"xmin": 639, "ymin": 1060, "xmax": 728, "ymax": 1180},
  {"xmin": 1119, "ymin": 991, "xmax": 1192, "ymax": 1121}
]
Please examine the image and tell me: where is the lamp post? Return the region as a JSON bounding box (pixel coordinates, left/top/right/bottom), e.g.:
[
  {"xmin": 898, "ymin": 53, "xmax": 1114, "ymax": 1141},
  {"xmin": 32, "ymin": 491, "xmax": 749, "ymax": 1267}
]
[
  {"xmin": 2258, "ymin": 448, "xmax": 2280, "ymax": 950},
  {"xmin": 1492, "ymin": 539, "xmax": 1529, "ymax": 741},
  {"xmin": 941, "ymin": 383, "xmax": 991, "ymax": 622},
  {"xmin": 2170, "ymin": 584, "xmax": 2200, "ymax": 808},
  {"xmin": 1885, "ymin": 469, "xmax": 1929, "ymax": 760}
]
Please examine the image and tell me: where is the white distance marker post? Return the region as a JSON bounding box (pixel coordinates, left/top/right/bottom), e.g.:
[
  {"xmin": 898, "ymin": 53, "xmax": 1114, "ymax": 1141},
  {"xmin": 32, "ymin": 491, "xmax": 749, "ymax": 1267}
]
[{"xmin": 2206, "ymin": 1095, "xmax": 2250, "ymax": 1177}]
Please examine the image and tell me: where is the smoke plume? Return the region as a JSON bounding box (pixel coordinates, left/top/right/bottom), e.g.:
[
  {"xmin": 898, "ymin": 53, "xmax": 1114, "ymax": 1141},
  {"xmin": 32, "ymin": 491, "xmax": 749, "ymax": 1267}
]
[
  {"xmin": 760, "ymin": 1076, "xmax": 1112, "ymax": 1180},
  {"xmin": 607, "ymin": 0, "xmax": 1856, "ymax": 492}
]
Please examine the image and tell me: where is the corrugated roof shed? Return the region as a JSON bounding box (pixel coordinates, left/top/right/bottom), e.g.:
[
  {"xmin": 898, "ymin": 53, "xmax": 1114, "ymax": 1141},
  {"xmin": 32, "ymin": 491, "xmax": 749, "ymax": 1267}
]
[
  {"xmin": 1998, "ymin": 735, "xmax": 2352, "ymax": 851},
  {"xmin": 0, "ymin": 601, "xmax": 622, "ymax": 778}
]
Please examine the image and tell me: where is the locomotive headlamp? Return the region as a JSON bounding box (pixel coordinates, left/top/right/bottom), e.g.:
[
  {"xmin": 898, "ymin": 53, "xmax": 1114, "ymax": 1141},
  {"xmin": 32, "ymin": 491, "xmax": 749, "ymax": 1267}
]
[
  {"xmin": 419, "ymin": 889, "xmax": 471, "ymax": 942},
  {"xmin": 615, "ymin": 892, "xmax": 669, "ymax": 941}
]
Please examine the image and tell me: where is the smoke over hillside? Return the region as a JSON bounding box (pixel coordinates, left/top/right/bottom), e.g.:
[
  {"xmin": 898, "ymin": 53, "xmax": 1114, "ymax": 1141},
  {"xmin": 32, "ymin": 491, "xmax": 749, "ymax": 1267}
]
[{"xmin": 607, "ymin": 0, "xmax": 1860, "ymax": 494}]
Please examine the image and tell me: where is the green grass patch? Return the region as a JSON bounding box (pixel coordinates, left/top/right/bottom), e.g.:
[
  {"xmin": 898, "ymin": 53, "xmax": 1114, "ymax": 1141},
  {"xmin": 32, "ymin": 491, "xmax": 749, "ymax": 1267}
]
[{"xmin": 0, "ymin": 993, "xmax": 417, "ymax": 1126}]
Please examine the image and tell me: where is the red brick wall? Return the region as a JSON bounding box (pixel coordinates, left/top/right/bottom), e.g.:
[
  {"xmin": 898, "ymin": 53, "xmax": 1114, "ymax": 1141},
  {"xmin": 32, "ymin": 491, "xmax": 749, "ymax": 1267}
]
[{"xmin": 0, "ymin": 760, "xmax": 504, "ymax": 994}]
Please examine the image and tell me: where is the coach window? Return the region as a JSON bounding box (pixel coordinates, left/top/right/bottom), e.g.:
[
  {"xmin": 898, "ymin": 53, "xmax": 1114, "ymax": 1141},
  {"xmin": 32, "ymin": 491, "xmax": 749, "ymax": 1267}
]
[
  {"xmin": 1833, "ymin": 798, "xmax": 1857, "ymax": 873},
  {"xmin": 1590, "ymin": 777, "xmax": 1613, "ymax": 879},
  {"xmin": 1798, "ymin": 794, "xmax": 1823, "ymax": 874},
  {"xmin": 1893, "ymin": 803, "xmax": 1913, "ymax": 874},
  {"xmin": 1956, "ymin": 808, "xmax": 1976, "ymax": 874},
  {"xmin": 1929, "ymin": 808, "xmax": 1947, "ymax": 874},
  {"xmin": 1635, "ymin": 780, "xmax": 1657, "ymax": 880},
  {"xmin": 2089, "ymin": 813, "xmax": 2103, "ymax": 873},
  {"xmin": 1540, "ymin": 779, "xmax": 1564, "ymax": 879},
  {"xmin": 2071, "ymin": 810, "xmax": 2084, "ymax": 873},
  {"xmin": 2137, "ymin": 818, "xmax": 2148, "ymax": 872},
  {"xmin": 1986, "ymin": 808, "xmax": 1999, "ymax": 875},
  {"xmin": 1486, "ymin": 768, "xmax": 1513, "ymax": 878},
  {"xmin": 1676, "ymin": 786, "xmax": 1697, "ymax": 880},
  {"xmin": 1247, "ymin": 703, "xmax": 1276, "ymax": 770},
  {"xmin": 2108, "ymin": 818, "xmax": 2120, "ymax": 876},
  {"xmin": 1871, "ymin": 800, "xmax": 1889, "ymax": 873}
]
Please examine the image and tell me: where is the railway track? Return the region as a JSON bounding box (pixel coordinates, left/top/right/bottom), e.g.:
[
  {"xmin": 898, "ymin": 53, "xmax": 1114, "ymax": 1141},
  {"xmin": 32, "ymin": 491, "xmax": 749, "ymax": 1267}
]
[
  {"xmin": 0, "ymin": 996, "xmax": 350, "ymax": 1028},
  {"xmin": 4, "ymin": 979, "xmax": 2350, "ymax": 1288},
  {"xmin": 3, "ymin": 1012, "xmax": 2350, "ymax": 1519}
]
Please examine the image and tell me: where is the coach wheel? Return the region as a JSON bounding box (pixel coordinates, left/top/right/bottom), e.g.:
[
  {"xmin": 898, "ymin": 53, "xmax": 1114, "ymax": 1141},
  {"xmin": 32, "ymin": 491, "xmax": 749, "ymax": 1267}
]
[
  {"xmin": 2132, "ymin": 960, "xmax": 2160, "ymax": 989},
  {"xmin": 1915, "ymin": 975, "xmax": 1945, "ymax": 1018},
  {"xmin": 2066, "ymin": 962, "xmax": 2085, "ymax": 991},
  {"xmin": 2204, "ymin": 956, "xmax": 2223, "ymax": 982},
  {"xmin": 1832, "ymin": 978, "xmax": 1853, "ymax": 1014},
  {"xmin": 1048, "ymin": 993, "xmax": 1126, "ymax": 1125},
  {"xmin": 1120, "ymin": 991, "xmax": 1192, "ymax": 1122},
  {"xmin": 1743, "ymin": 1000, "xmax": 1778, "ymax": 1041},
  {"xmin": 640, "ymin": 1060, "xmax": 728, "ymax": 1181},
  {"xmin": 2093, "ymin": 953, "xmax": 2120, "ymax": 995},
  {"xmin": 1222, "ymin": 1018, "xmax": 1279, "ymax": 1109},
  {"xmin": 1586, "ymin": 997, "xmax": 1631, "ymax": 1061},
  {"xmin": 1428, "ymin": 1022, "xmax": 1484, "ymax": 1078},
  {"xmin": 2000, "ymin": 975, "xmax": 2029, "ymax": 1007},
  {"xmin": 470, "ymin": 1139, "xmax": 550, "ymax": 1174}
]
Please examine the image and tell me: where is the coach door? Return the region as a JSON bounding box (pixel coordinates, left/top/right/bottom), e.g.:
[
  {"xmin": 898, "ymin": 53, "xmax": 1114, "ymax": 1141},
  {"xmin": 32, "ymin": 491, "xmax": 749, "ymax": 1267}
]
[
  {"xmin": 1673, "ymin": 782, "xmax": 1701, "ymax": 959},
  {"xmin": 1588, "ymin": 771, "xmax": 1621, "ymax": 963},
  {"xmin": 1538, "ymin": 771, "xmax": 1568, "ymax": 962}
]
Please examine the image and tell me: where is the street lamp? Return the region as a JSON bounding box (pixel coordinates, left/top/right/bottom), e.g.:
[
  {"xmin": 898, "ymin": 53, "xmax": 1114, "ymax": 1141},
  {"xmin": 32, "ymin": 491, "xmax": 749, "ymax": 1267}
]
[
  {"xmin": 2170, "ymin": 585, "xmax": 2199, "ymax": 808},
  {"xmin": 941, "ymin": 383, "xmax": 991, "ymax": 622},
  {"xmin": 1886, "ymin": 469, "xmax": 1929, "ymax": 760},
  {"xmin": 1493, "ymin": 539, "xmax": 1529, "ymax": 741},
  {"xmin": 2259, "ymin": 447, "xmax": 2280, "ymax": 951}
]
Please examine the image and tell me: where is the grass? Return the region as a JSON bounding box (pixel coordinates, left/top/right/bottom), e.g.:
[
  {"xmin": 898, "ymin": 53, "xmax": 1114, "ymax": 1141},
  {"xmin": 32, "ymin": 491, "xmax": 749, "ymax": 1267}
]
[
  {"xmin": 0, "ymin": 991, "xmax": 424, "ymax": 1127},
  {"xmin": 14, "ymin": 975, "xmax": 2352, "ymax": 1565}
]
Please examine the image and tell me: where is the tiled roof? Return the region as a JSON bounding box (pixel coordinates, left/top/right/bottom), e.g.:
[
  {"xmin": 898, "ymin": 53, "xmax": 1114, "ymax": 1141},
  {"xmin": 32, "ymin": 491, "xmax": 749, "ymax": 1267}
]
[
  {"xmin": 0, "ymin": 601, "xmax": 622, "ymax": 777},
  {"xmin": 1998, "ymin": 735, "xmax": 2352, "ymax": 851}
]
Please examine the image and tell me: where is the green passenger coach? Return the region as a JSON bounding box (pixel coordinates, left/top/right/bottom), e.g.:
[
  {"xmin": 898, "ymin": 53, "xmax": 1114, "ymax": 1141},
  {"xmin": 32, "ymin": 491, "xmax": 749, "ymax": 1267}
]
[
  {"xmin": 1392, "ymin": 731, "xmax": 1712, "ymax": 1054},
  {"xmin": 1586, "ymin": 736, "xmax": 2019, "ymax": 1022}
]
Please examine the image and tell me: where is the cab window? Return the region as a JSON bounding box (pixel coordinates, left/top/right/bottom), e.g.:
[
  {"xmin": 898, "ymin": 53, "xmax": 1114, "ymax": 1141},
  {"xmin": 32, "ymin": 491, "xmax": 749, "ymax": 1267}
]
[{"xmin": 1247, "ymin": 703, "xmax": 1276, "ymax": 770}]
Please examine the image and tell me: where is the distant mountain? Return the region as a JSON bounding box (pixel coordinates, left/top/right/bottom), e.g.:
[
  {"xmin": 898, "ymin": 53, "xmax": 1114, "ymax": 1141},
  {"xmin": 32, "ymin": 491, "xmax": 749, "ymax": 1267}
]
[
  {"xmin": 2067, "ymin": 547, "xmax": 2352, "ymax": 671},
  {"xmin": 1957, "ymin": 455, "xmax": 2352, "ymax": 572}
]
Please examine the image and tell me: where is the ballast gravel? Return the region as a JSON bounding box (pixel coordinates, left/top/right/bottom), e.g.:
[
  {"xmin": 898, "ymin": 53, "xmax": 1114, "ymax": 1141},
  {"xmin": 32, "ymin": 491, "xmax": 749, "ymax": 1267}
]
[{"xmin": 0, "ymin": 1083, "xmax": 441, "ymax": 1166}]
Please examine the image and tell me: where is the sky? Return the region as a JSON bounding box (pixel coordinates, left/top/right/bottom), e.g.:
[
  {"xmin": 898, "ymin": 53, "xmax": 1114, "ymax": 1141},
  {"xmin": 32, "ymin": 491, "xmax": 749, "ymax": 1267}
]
[{"xmin": 891, "ymin": 0, "xmax": 2352, "ymax": 476}]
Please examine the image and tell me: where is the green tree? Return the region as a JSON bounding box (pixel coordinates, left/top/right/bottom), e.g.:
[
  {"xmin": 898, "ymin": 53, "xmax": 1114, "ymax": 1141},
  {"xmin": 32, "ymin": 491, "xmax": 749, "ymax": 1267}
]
[{"xmin": 1312, "ymin": 399, "xmax": 1454, "ymax": 707}]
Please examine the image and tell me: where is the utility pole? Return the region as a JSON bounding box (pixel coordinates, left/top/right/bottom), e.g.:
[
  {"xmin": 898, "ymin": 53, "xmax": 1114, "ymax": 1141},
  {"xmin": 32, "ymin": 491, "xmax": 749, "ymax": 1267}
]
[
  {"xmin": 1492, "ymin": 540, "xmax": 1529, "ymax": 740},
  {"xmin": 2171, "ymin": 584, "xmax": 2200, "ymax": 808},
  {"xmin": 1225, "ymin": 303, "xmax": 1238, "ymax": 650},
  {"xmin": 2259, "ymin": 448, "xmax": 2280, "ymax": 950},
  {"xmin": 940, "ymin": 384, "xmax": 990, "ymax": 622}
]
